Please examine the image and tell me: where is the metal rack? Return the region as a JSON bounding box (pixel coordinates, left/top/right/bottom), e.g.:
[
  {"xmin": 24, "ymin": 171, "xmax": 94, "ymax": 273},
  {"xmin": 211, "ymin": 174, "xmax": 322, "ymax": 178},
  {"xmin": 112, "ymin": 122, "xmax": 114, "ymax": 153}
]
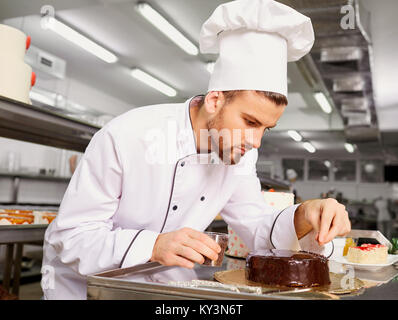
[
  {"xmin": 0, "ymin": 225, "xmax": 47, "ymax": 296},
  {"xmin": 0, "ymin": 95, "xmax": 99, "ymax": 152},
  {"xmin": 0, "ymin": 171, "xmax": 69, "ymax": 204}
]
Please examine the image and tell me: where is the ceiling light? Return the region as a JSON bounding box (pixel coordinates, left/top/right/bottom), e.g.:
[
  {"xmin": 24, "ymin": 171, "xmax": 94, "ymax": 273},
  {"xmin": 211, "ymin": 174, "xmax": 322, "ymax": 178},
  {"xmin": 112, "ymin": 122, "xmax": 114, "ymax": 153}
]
[
  {"xmin": 314, "ymin": 92, "xmax": 332, "ymax": 114},
  {"xmin": 344, "ymin": 142, "xmax": 355, "ymax": 153},
  {"xmin": 136, "ymin": 2, "xmax": 198, "ymax": 56},
  {"xmin": 303, "ymin": 142, "xmax": 316, "ymax": 153},
  {"xmin": 130, "ymin": 68, "xmax": 177, "ymax": 97},
  {"xmin": 41, "ymin": 16, "xmax": 118, "ymax": 63},
  {"xmin": 206, "ymin": 62, "xmax": 215, "ymax": 74},
  {"xmin": 287, "ymin": 130, "xmax": 302, "ymax": 142}
]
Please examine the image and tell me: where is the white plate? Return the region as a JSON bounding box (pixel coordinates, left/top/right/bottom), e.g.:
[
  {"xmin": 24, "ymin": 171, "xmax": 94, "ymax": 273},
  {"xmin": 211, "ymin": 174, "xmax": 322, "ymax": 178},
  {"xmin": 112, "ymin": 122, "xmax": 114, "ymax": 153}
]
[{"xmin": 331, "ymin": 254, "xmax": 398, "ymax": 271}]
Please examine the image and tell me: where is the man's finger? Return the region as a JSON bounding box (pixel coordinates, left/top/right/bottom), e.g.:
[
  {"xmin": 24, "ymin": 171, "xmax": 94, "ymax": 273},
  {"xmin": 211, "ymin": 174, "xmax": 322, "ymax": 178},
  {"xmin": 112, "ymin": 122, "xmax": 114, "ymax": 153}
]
[
  {"xmin": 183, "ymin": 237, "xmax": 219, "ymax": 261},
  {"xmin": 323, "ymin": 217, "xmax": 340, "ymax": 244},
  {"xmin": 171, "ymin": 254, "xmax": 195, "ymax": 269},
  {"xmin": 306, "ymin": 209, "xmax": 321, "ymax": 234},
  {"xmin": 318, "ymin": 205, "xmax": 336, "ymax": 244},
  {"xmin": 187, "ymin": 229, "xmax": 222, "ymax": 253},
  {"xmin": 176, "ymin": 245, "xmax": 206, "ymax": 264}
]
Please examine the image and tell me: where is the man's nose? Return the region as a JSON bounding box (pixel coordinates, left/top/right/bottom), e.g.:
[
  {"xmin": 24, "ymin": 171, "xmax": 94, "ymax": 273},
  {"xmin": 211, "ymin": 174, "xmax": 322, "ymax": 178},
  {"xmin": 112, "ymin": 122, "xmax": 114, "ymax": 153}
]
[{"xmin": 245, "ymin": 128, "xmax": 263, "ymax": 149}]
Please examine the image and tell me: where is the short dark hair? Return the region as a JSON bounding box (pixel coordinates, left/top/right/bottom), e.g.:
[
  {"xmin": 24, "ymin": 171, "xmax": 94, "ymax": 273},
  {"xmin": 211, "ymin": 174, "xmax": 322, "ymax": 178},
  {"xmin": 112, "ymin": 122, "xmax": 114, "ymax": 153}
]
[{"xmin": 198, "ymin": 90, "xmax": 288, "ymax": 107}]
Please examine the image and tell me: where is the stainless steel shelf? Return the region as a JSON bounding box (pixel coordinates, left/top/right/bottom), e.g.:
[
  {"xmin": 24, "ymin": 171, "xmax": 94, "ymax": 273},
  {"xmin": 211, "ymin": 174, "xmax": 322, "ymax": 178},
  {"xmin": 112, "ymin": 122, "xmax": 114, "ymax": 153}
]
[
  {"xmin": 0, "ymin": 224, "xmax": 47, "ymax": 297},
  {"xmin": 0, "ymin": 224, "xmax": 47, "ymax": 244},
  {"xmin": 0, "ymin": 95, "xmax": 100, "ymax": 152},
  {"xmin": 257, "ymin": 173, "xmax": 290, "ymax": 191},
  {"xmin": 0, "ymin": 171, "xmax": 70, "ymax": 182}
]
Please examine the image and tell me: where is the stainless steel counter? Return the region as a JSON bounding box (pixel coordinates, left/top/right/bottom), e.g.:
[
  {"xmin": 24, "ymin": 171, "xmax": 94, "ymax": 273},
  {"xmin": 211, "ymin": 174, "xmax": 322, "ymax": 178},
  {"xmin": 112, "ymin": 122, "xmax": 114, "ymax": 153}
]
[
  {"xmin": 87, "ymin": 235, "xmax": 398, "ymax": 300},
  {"xmin": 89, "ymin": 255, "xmax": 380, "ymax": 300},
  {"xmin": 0, "ymin": 224, "xmax": 47, "ymax": 297},
  {"xmin": 87, "ymin": 258, "xmax": 309, "ymax": 300}
]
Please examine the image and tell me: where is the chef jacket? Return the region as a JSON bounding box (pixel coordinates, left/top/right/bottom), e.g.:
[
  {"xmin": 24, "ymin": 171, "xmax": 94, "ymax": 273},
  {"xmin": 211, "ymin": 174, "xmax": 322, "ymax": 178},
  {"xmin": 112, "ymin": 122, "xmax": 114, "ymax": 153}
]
[{"xmin": 41, "ymin": 96, "xmax": 333, "ymax": 299}]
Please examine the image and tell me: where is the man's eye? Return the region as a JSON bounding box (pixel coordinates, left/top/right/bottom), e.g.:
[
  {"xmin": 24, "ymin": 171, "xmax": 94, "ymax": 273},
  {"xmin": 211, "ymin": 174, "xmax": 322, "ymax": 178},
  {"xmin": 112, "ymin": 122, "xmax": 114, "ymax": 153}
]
[{"xmin": 245, "ymin": 119, "xmax": 256, "ymax": 126}]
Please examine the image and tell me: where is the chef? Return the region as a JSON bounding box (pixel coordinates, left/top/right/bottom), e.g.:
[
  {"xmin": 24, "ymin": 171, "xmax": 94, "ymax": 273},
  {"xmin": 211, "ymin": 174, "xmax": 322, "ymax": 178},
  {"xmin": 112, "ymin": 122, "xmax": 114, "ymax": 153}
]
[{"xmin": 42, "ymin": 0, "xmax": 351, "ymax": 299}]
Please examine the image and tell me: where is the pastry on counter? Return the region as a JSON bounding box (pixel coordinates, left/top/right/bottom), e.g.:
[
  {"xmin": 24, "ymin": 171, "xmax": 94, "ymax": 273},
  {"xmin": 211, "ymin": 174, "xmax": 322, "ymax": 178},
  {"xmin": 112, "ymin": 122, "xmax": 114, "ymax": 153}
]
[{"xmin": 346, "ymin": 244, "xmax": 388, "ymax": 264}]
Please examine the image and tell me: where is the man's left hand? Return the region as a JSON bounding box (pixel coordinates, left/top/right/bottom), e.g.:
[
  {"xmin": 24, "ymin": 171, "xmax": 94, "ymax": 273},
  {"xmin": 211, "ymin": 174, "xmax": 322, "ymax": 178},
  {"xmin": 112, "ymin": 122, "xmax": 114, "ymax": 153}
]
[{"xmin": 294, "ymin": 198, "xmax": 351, "ymax": 246}]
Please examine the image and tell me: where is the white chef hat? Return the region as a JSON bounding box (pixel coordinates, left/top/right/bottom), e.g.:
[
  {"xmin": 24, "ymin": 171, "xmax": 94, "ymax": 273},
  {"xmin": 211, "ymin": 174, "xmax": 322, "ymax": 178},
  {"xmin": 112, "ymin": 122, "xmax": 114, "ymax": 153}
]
[{"xmin": 199, "ymin": 0, "xmax": 314, "ymax": 97}]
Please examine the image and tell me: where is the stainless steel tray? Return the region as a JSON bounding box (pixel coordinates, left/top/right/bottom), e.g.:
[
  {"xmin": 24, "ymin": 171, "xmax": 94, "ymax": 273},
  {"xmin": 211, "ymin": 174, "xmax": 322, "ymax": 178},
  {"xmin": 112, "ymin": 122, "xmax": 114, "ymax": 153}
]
[
  {"xmin": 87, "ymin": 257, "xmax": 336, "ymax": 300},
  {"xmin": 87, "ymin": 229, "xmax": 397, "ymax": 300}
]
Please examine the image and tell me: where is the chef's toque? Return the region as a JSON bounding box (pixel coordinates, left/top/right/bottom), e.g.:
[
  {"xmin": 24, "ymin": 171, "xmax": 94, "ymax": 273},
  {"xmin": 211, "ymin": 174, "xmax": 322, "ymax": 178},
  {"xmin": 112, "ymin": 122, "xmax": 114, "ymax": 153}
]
[{"xmin": 199, "ymin": 0, "xmax": 314, "ymax": 97}]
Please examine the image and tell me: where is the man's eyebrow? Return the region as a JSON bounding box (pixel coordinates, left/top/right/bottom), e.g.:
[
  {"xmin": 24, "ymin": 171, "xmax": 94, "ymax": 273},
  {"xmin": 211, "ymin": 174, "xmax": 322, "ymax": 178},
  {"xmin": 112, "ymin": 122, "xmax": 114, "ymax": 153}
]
[{"xmin": 242, "ymin": 113, "xmax": 277, "ymax": 128}]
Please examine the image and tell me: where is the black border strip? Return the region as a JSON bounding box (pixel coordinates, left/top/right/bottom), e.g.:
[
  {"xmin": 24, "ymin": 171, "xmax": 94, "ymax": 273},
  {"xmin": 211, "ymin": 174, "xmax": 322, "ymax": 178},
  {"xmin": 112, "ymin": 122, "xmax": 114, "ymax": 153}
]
[{"xmin": 119, "ymin": 229, "xmax": 144, "ymax": 268}]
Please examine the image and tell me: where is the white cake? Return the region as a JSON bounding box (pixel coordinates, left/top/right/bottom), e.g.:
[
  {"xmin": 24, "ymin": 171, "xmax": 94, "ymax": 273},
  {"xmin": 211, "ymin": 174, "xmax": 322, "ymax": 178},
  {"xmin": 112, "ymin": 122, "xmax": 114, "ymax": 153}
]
[
  {"xmin": 347, "ymin": 244, "xmax": 388, "ymax": 264},
  {"xmin": 0, "ymin": 24, "xmax": 33, "ymax": 104},
  {"xmin": 226, "ymin": 191, "xmax": 295, "ymax": 258}
]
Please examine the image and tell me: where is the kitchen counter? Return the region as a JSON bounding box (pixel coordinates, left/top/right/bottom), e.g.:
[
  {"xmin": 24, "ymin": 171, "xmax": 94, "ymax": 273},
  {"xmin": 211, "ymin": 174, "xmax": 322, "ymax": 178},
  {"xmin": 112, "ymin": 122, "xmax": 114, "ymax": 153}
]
[
  {"xmin": 0, "ymin": 224, "xmax": 47, "ymax": 297},
  {"xmin": 87, "ymin": 254, "xmax": 398, "ymax": 300}
]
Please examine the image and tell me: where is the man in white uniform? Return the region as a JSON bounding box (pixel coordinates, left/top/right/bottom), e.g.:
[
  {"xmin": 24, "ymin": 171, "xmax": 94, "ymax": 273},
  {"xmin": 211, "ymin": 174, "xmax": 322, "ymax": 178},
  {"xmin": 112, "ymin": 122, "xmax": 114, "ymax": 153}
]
[{"xmin": 42, "ymin": 0, "xmax": 351, "ymax": 299}]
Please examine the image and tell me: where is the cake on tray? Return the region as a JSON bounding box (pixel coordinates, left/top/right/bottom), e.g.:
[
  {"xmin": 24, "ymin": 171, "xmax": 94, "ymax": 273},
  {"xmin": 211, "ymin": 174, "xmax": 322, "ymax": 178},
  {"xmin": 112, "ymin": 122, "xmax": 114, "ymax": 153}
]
[{"xmin": 245, "ymin": 249, "xmax": 331, "ymax": 287}]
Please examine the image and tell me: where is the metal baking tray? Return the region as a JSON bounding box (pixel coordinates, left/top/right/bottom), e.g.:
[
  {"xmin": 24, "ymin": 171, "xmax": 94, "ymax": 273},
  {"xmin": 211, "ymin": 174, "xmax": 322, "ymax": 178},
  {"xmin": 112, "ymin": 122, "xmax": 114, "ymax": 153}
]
[
  {"xmin": 87, "ymin": 257, "xmax": 338, "ymax": 300},
  {"xmin": 87, "ymin": 229, "xmax": 395, "ymax": 300}
]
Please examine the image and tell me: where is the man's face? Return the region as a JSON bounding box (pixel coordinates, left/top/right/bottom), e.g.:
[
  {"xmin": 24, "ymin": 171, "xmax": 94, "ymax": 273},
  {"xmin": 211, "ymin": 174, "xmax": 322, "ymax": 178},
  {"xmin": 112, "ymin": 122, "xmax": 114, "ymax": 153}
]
[{"xmin": 206, "ymin": 91, "xmax": 286, "ymax": 165}]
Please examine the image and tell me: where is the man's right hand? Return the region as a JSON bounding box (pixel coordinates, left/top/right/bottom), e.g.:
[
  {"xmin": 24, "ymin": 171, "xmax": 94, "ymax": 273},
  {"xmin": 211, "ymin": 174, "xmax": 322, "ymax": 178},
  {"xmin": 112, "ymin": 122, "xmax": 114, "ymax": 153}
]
[{"xmin": 150, "ymin": 227, "xmax": 222, "ymax": 269}]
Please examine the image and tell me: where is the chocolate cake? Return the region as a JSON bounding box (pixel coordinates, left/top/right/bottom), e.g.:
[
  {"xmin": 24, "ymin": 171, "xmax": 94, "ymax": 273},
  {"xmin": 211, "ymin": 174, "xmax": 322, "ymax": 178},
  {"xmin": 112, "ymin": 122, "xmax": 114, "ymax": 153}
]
[{"xmin": 245, "ymin": 249, "xmax": 330, "ymax": 287}]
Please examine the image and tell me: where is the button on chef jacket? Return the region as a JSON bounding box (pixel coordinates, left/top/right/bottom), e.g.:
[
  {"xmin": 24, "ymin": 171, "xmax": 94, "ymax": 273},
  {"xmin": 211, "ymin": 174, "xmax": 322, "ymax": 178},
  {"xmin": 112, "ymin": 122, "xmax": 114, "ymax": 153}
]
[{"xmin": 42, "ymin": 97, "xmax": 332, "ymax": 299}]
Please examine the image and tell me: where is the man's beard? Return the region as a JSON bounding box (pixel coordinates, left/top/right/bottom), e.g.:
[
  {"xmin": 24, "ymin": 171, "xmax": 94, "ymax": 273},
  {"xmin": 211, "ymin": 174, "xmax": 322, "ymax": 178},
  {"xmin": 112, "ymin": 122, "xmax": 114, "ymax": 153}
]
[{"xmin": 206, "ymin": 110, "xmax": 242, "ymax": 165}]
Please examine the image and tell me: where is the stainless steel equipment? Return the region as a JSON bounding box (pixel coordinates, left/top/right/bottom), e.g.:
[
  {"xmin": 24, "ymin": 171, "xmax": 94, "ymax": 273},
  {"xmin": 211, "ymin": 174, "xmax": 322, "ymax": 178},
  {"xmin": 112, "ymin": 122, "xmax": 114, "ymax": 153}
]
[
  {"xmin": 0, "ymin": 224, "xmax": 47, "ymax": 296},
  {"xmin": 87, "ymin": 258, "xmax": 319, "ymax": 300}
]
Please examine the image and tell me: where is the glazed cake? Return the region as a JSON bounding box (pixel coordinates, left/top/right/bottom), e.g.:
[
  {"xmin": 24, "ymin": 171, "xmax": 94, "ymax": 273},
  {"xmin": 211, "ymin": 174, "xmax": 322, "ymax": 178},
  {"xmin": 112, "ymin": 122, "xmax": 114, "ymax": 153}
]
[
  {"xmin": 346, "ymin": 244, "xmax": 388, "ymax": 264},
  {"xmin": 246, "ymin": 249, "xmax": 331, "ymax": 287}
]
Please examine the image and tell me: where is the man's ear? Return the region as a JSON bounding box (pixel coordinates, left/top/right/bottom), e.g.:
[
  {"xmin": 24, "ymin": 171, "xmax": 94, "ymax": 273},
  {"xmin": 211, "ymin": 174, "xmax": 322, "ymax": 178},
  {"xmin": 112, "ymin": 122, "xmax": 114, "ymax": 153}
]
[{"xmin": 204, "ymin": 91, "xmax": 225, "ymax": 115}]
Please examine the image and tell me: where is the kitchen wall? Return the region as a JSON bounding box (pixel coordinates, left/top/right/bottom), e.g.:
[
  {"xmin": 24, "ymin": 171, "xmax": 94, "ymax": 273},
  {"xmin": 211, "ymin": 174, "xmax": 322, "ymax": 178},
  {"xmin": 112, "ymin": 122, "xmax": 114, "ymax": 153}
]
[
  {"xmin": 258, "ymin": 153, "xmax": 395, "ymax": 202},
  {"xmin": 0, "ymin": 137, "xmax": 78, "ymax": 203}
]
